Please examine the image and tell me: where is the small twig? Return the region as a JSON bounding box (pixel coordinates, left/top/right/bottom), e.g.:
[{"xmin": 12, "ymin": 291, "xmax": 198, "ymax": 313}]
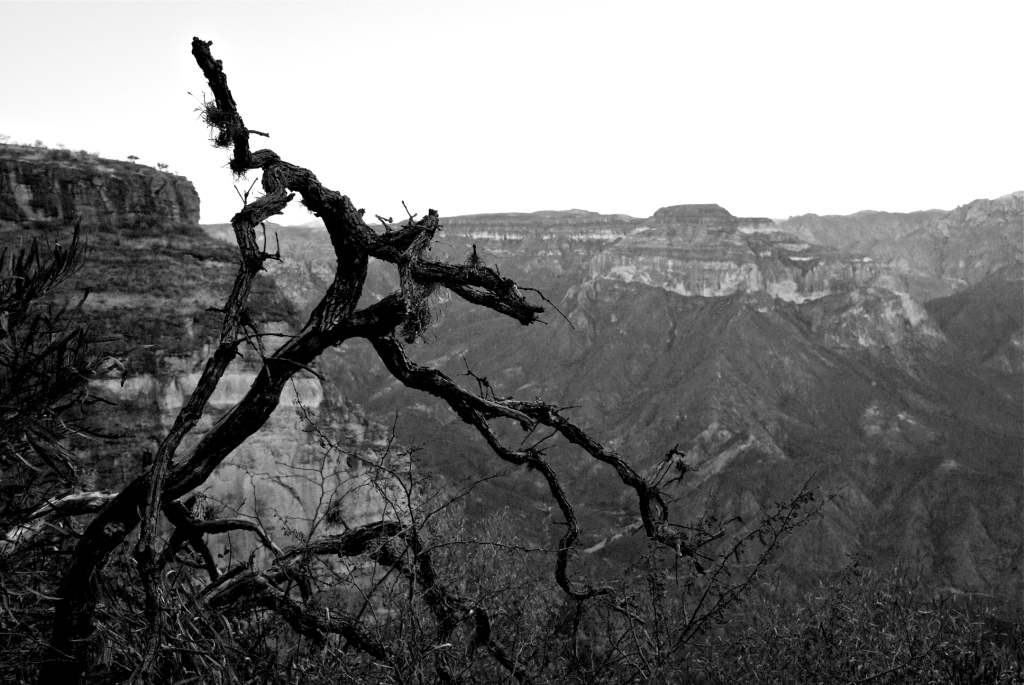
[
  {"xmin": 401, "ymin": 200, "xmax": 418, "ymax": 225},
  {"xmin": 459, "ymin": 354, "xmax": 494, "ymax": 399},
  {"xmin": 525, "ymin": 428, "xmax": 560, "ymax": 452},
  {"xmin": 234, "ymin": 177, "xmax": 260, "ymax": 207},
  {"xmin": 521, "ymin": 287, "xmax": 573, "ymax": 329},
  {"xmin": 266, "ymin": 356, "xmax": 326, "ymax": 381},
  {"xmin": 259, "ymin": 223, "xmax": 282, "ymax": 262}
]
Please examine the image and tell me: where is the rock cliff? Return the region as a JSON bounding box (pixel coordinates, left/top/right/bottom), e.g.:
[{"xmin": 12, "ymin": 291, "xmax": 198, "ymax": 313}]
[
  {"xmin": 0, "ymin": 144, "xmax": 199, "ymax": 228},
  {"xmin": 269, "ymin": 204, "xmax": 889, "ymax": 306},
  {"xmin": 778, "ymin": 192, "xmax": 1024, "ymax": 301},
  {"xmin": 780, "ymin": 208, "xmax": 946, "ymax": 252},
  {"xmin": 930, "ymin": 192, "xmax": 1023, "ymax": 289},
  {"xmin": 589, "ymin": 204, "xmax": 880, "ymax": 301},
  {"xmin": 0, "ymin": 145, "xmax": 398, "ymax": 562},
  {"xmin": 439, "ymin": 209, "xmax": 643, "ymax": 278}
]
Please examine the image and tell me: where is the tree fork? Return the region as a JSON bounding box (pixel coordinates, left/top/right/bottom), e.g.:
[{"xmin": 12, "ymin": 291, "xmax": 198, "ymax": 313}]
[{"xmin": 40, "ymin": 36, "xmax": 683, "ymax": 683}]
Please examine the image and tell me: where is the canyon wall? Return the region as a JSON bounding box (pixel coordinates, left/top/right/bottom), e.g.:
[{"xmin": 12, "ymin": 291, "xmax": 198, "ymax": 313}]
[
  {"xmin": 588, "ymin": 204, "xmax": 880, "ymax": 302},
  {"xmin": 778, "ymin": 191, "xmax": 1024, "ymax": 301},
  {"xmin": 0, "ymin": 144, "xmax": 398, "ymax": 562},
  {"xmin": 0, "ymin": 144, "xmax": 199, "ymax": 228}
]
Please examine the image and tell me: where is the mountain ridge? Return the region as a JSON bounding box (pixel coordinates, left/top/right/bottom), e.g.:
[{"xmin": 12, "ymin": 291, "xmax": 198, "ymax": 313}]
[{"xmin": 239, "ymin": 193, "xmax": 1021, "ymax": 598}]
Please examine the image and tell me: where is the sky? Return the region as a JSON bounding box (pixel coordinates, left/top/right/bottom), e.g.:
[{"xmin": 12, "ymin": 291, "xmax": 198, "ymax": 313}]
[{"xmin": 2, "ymin": 1, "xmax": 1021, "ymax": 225}]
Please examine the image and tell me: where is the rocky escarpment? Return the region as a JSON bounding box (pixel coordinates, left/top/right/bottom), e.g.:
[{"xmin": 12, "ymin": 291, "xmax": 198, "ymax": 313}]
[
  {"xmin": 589, "ymin": 204, "xmax": 880, "ymax": 301},
  {"xmin": 1, "ymin": 145, "xmax": 399, "ymax": 561},
  {"xmin": 0, "ymin": 144, "xmax": 199, "ymax": 228},
  {"xmin": 924, "ymin": 263, "xmax": 1024, "ymax": 373},
  {"xmin": 440, "ymin": 209, "xmax": 644, "ymax": 278},
  {"xmin": 929, "ymin": 192, "xmax": 1023, "ymax": 288},
  {"xmin": 781, "ymin": 208, "xmax": 946, "ymax": 253},
  {"xmin": 778, "ymin": 192, "xmax": 1024, "ymax": 301},
  {"xmin": 776, "ymin": 192, "xmax": 1024, "ymax": 374},
  {"xmin": 256, "ymin": 204, "xmax": 888, "ymax": 307},
  {"xmin": 436, "ymin": 205, "xmax": 885, "ymax": 302}
]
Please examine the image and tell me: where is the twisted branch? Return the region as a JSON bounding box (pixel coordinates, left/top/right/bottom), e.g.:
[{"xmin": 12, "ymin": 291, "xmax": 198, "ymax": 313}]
[{"xmin": 43, "ymin": 37, "xmax": 670, "ymax": 684}]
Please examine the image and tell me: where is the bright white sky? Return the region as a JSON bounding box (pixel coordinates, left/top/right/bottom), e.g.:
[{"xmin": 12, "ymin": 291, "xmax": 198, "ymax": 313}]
[{"xmin": 2, "ymin": 1, "xmax": 1021, "ymax": 225}]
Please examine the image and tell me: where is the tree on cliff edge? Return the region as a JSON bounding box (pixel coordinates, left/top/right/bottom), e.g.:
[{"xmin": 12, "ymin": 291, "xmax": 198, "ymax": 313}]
[{"xmin": 21, "ymin": 39, "xmax": 819, "ymax": 684}]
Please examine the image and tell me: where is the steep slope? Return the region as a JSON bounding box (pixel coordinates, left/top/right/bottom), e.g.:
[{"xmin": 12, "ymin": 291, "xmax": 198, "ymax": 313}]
[
  {"xmin": 318, "ymin": 274, "xmax": 1020, "ymax": 596},
  {"xmin": 924, "ymin": 263, "xmax": 1024, "ymax": 373},
  {"xmin": 590, "ymin": 204, "xmax": 879, "ymax": 301},
  {"xmin": 1, "ymin": 145, "xmax": 400, "ymax": 560},
  {"xmin": 780, "ymin": 209, "xmax": 946, "ymax": 253},
  {"xmin": 778, "ymin": 192, "xmax": 1024, "ymax": 301},
  {"xmin": 0, "ymin": 144, "xmax": 199, "ymax": 227}
]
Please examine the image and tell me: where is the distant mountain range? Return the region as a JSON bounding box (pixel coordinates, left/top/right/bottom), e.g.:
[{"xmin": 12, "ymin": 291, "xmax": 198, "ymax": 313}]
[{"xmin": 232, "ymin": 193, "xmax": 1022, "ymax": 599}]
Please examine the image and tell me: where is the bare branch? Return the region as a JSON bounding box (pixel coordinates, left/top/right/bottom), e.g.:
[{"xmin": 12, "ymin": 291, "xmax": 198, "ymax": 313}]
[{"xmin": 0, "ymin": 491, "xmax": 115, "ymax": 556}]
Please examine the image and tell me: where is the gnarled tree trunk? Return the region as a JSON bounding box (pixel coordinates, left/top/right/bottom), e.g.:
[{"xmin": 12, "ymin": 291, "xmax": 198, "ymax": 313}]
[{"xmin": 40, "ymin": 38, "xmax": 686, "ymax": 684}]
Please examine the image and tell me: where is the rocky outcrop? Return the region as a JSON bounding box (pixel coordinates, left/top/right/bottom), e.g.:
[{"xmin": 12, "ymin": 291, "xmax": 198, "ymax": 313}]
[
  {"xmin": 0, "ymin": 144, "xmax": 199, "ymax": 229},
  {"xmin": 932, "ymin": 192, "xmax": 1023, "ymax": 288},
  {"xmin": 797, "ymin": 287, "xmax": 946, "ymax": 376}
]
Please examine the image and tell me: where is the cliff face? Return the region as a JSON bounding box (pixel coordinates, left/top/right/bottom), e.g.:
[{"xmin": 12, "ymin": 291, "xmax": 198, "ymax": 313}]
[
  {"xmin": 932, "ymin": 192, "xmax": 1024, "ymax": 288},
  {"xmin": 277, "ymin": 204, "xmax": 886, "ymax": 305},
  {"xmin": 423, "ymin": 204, "xmax": 887, "ymax": 304},
  {"xmin": 778, "ymin": 192, "xmax": 1024, "ymax": 301},
  {"xmin": 775, "ymin": 192, "xmax": 1024, "ymax": 373},
  {"xmin": 780, "ymin": 209, "xmax": 946, "ymax": 252},
  {"xmin": 589, "ymin": 204, "xmax": 879, "ymax": 302},
  {"xmin": 0, "ymin": 145, "xmax": 395, "ymax": 561},
  {"xmin": 0, "ymin": 144, "xmax": 199, "ymax": 228},
  {"xmin": 440, "ymin": 209, "xmax": 643, "ymax": 277},
  {"xmin": 84, "ymin": 327, "xmax": 400, "ymax": 561}
]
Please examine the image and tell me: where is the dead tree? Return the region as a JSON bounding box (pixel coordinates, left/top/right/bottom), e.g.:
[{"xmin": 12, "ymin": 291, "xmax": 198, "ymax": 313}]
[{"xmin": 39, "ymin": 38, "xmax": 693, "ymax": 683}]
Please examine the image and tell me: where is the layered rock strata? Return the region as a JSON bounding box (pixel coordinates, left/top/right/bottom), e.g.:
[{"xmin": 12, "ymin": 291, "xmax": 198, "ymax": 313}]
[
  {"xmin": 778, "ymin": 192, "xmax": 1024, "ymax": 301},
  {"xmin": 589, "ymin": 204, "xmax": 879, "ymax": 301},
  {"xmin": 0, "ymin": 145, "xmax": 398, "ymax": 563},
  {"xmin": 0, "ymin": 144, "xmax": 199, "ymax": 228}
]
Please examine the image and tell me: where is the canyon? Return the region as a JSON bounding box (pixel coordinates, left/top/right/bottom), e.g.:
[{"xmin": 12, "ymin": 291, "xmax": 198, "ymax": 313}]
[
  {"xmin": 274, "ymin": 192, "xmax": 1021, "ymax": 598},
  {"xmin": 1, "ymin": 145, "xmax": 403, "ymax": 561},
  {"xmin": 3, "ymin": 144, "xmax": 1021, "ymax": 599}
]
